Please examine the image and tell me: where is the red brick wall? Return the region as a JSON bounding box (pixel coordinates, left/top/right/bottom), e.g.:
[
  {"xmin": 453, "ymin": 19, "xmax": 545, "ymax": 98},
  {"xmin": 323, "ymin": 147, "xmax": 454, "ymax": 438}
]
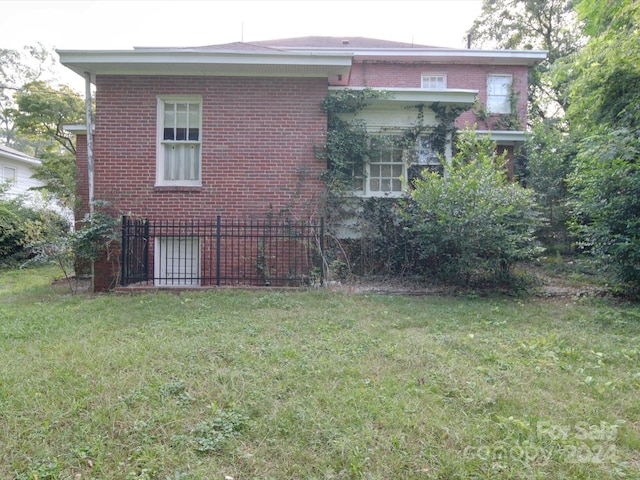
[
  {"xmin": 91, "ymin": 75, "xmax": 328, "ymax": 221},
  {"xmin": 348, "ymin": 61, "xmax": 529, "ymax": 129}
]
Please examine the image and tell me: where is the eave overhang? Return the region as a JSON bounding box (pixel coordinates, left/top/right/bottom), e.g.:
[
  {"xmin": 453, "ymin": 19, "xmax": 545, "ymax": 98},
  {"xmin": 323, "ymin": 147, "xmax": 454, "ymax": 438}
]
[
  {"xmin": 57, "ymin": 49, "xmax": 354, "ymax": 84},
  {"xmin": 329, "ymin": 86, "xmax": 478, "ymax": 108},
  {"xmin": 0, "ymin": 146, "xmax": 41, "ymax": 167},
  {"xmin": 284, "ymin": 47, "xmax": 548, "ymax": 66},
  {"xmin": 476, "ymin": 129, "xmax": 528, "ymax": 144}
]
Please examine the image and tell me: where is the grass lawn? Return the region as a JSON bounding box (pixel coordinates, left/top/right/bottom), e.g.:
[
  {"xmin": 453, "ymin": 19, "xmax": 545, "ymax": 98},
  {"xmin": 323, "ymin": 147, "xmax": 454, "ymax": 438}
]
[{"xmin": 1, "ymin": 266, "xmax": 639, "ymax": 479}]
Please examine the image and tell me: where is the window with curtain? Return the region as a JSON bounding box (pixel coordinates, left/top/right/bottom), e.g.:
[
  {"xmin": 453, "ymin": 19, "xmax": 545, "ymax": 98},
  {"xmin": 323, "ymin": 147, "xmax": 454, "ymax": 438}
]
[
  {"xmin": 487, "ymin": 75, "xmax": 512, "ymax": 114},
  {"xmin": 157, "ymin": 96, "xmax": 202, "ymax": 186}
]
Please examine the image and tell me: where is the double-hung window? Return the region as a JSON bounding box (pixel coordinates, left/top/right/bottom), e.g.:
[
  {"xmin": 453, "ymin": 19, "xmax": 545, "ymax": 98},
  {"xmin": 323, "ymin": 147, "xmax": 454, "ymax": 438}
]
[
  {"xmin": 486, "ymin": 75, "xmax": 512, "ymax": 114},
  {"xmin": 156, "ymin": 96, "xmax": 202, "ymax": 186},
  {"xmin": 421, "ymin": 74, "xmax": 447, "ymax": 90},
  {"xmin": 368, "ymin": 137, "xmax": 404, "ymax": 196},
  {"xmin": 350, "ymin": 135, "xmax": 442, "ymax": 197},
  {"xmin": 350, "ymin": 136, "xmax": 405, "ymax": 197}
]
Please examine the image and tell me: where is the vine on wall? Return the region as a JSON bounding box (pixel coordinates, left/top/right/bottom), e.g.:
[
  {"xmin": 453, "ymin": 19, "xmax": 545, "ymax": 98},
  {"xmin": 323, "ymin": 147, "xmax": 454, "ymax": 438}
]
[
  {"xmin": 473, "ymin": 87, "xmax": 522, "ymax": 131},
  {"xmin": 318, "ymin": 89, "xmax": 463, "ymax": 278}
]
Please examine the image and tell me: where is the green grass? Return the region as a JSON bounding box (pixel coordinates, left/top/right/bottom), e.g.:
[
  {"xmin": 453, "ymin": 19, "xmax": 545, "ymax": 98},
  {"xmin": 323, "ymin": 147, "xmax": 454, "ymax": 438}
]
[{"xmin": 1, "ymin": 266, "xmax": 639, "ymax": 479}]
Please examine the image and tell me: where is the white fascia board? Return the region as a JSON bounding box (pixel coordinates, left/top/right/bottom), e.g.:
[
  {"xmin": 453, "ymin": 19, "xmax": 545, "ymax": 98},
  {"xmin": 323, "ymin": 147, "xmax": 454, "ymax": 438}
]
[
  {"xmin": 57, "ymin": 49, "xmax": 353, "ymax": 81},
  {"xmin": 63, "ymin": 124, "xmax": 94, "ymax": 135},
  {"xmin": 475, "ymin": 129, "xmax": 527, "ymax": 143},
  {"xmin": 329, "ymin": 86, "xmax": 478, "ymax": 107},
  {"xmin": 285, "ymin": 47, "xmax": 548, "ymax": 66},
  {"xmin": 0, "ymin": 146, "xmax": 41, "ymax": 167}
]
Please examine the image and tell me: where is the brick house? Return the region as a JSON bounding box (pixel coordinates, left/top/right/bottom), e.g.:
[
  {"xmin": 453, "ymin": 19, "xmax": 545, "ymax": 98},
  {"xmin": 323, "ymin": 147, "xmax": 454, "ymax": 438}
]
[{"xmin": 58, "ymin": 37, "xmax": 546, "ymax": 291}]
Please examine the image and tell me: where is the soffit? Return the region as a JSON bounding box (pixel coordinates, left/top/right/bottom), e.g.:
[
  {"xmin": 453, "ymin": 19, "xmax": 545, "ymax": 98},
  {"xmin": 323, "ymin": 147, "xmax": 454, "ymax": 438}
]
[
  {"xmin": 57, "ymin": 49, "xmax": 353, "ymax": 83},
  {"xmin": 329, "ymin": 87, "xmax": 478, "ymax": 108}
]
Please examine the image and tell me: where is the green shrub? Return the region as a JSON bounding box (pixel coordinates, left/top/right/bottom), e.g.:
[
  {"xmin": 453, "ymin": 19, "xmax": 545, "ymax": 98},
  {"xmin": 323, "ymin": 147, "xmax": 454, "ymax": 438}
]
[
  {"xmin": 0, "ymin": 187, "xmax": 69, "ymax": 267},
  {"xmin": 568, "ymin": 127, "xmax": 640, "ymax": 292},
  {"xmin": 405, "ymin": 130, "xmax": 541, "ymax": 286}
]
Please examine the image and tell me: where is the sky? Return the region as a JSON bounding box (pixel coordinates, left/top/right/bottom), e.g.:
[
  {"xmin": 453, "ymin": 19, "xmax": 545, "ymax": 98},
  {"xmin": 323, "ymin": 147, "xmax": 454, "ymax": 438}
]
[{"xmin": 2, "ymin": 0, "xmax": 484, "ymax": 90}]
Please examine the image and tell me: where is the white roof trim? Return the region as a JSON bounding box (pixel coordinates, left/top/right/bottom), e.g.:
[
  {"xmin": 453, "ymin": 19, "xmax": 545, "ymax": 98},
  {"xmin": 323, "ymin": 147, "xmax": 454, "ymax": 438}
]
[
  {"xmin": 0, "ymin": 145, "xmax": 41, "ymax": 166},
  {"xmin": 329, "ymin": 86, "xmax": 478, "ymax": 107},
  {"xmin": 282, "ymin": 47, "xmax": 548, "ymax": 66},
  {"xmin": 476, "ymin": 129, "xmax": 527, "ymax": 143},
  {"xmin": 63, "ymin": 124, "xmax": 94, "ymax": 135},
  {"xmin": 57, "ymin": 49, "xmax": 353, "ymax": 82}
]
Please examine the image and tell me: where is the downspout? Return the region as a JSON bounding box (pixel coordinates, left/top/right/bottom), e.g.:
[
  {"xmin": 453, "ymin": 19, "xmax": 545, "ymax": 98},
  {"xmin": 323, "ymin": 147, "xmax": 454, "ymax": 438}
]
[
  {"xmin": 85, "ymin": 72, "xmax": 94, "ymax": 215},
  {"xmin": 85, "ymin": 72, "xmax": 95, "ymax": 291}
]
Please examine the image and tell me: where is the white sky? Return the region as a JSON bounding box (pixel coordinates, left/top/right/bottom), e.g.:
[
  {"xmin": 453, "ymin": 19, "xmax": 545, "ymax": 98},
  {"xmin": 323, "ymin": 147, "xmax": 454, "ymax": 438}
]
[{"xmin": 2, "ymin": 0, "xmax": 484, "ymax": 90}]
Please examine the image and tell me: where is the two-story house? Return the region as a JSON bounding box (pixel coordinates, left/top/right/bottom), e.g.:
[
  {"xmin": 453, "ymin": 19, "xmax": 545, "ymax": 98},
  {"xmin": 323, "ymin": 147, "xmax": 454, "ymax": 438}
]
[{"xmin": 59, "ymin": 37, "xmax": 546, "ymax": 291}]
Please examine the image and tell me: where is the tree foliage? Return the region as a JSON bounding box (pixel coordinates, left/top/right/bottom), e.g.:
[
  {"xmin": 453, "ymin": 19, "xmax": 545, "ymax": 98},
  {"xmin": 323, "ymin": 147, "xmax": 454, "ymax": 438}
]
[
  {"xmin": 467, "ymin": 0, "xmax": 583, "ymax": 119},
  {"xmin": 566, "ymin": 0, "xmax": 640, "ymax": 134},
  {"xmin": 522, "ymin": 122, "xmax": 575, "ymax": 249},
  {"xmin": 567, "ymin": 0, "xmax": 640, "ymax": 291},
  {"xmin": 0, "ymin": 46, "xmax": 85, "ymax": 212},
  {"xmin": 0, "ymin": 44, "xmax": 58, "ymax": 148},
  {"xmin": 0, "ymin": 184, "xmax": 69, "ymax": 267},
  {"xmin": 12, "ymin": 80, "xmax": 85, "ymax": 211}
]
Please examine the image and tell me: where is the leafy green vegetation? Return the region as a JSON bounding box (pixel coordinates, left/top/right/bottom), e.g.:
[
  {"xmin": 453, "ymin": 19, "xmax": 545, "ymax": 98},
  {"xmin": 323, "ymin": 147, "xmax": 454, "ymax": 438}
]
[
  {"xmin": 1, "ymin": 266, "xmax": 639, "ymax": 479},
  {"xmin": 407, "ymin": 130, "xmax": 541, "ymax": 285},
  {"xmin": 0, "ymin": 184, "xmax": 69, "ymax": 267}
]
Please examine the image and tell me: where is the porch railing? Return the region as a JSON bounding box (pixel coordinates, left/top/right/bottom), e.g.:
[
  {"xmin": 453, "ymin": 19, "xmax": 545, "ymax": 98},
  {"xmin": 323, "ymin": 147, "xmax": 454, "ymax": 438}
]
[{"xmin": 121, "ymin": 216, "xmax": 324, "ymax": 288}]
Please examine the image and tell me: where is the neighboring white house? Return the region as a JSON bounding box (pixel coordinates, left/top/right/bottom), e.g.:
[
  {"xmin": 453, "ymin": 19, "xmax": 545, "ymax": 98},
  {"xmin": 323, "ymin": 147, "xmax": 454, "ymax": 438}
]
[
  {"xmin": 0, "ymin": 144, "xmax": 45, "ymax": 202},
  {"xmin": 0, "ymin": 144, "xmax": 73, "ymax": 222}
]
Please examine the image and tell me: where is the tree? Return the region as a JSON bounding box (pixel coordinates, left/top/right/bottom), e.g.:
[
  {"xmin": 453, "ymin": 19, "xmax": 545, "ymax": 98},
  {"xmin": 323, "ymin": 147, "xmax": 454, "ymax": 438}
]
[
  {"xmin": 522, "ymin": 121, "xmax": 575, "ymax": 250},
  {"xmin": 0, "ymin": 44, "xmax": 58, "ymax": 147},
  {"xmin": 566, "ymin": 0, "xmax": 640, "ymax": 291},
  {"xmin": 13, "ymin": 81, "xmax": 85, "ymax": 212},
  {"xmin": 466, "ymin": 0, "xmax": 583, "ymax": 120}
]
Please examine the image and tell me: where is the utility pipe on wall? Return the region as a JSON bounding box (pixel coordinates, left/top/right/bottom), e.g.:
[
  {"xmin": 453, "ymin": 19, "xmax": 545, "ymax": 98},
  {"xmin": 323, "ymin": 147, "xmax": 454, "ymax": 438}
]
[{"xmin": 85, "ymin": 72, "xmax": 94, "ymax": 215}]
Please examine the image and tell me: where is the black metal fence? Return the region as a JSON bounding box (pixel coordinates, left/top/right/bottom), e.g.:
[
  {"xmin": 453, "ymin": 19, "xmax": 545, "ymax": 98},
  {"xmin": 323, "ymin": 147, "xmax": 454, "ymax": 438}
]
[{"xmin": 120, "ymin": 216, "xmax": 324, "ymax": 288}]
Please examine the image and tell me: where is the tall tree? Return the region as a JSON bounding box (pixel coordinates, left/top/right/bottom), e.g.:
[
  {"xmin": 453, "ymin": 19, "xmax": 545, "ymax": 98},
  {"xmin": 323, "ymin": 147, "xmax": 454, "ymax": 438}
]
[
  {"xmin": 13, "ymin": 80, "xmax": 84, "ymax": 211},
  {"xmin": 466, "ymin": 0, "xmax": 583, "ymax": 120},
  {"xmin": 567, "ymin": 0, "xmax": 640, "ymax": 291},
  {"xmin": 0, "ymin": 44, "xmax": 58, "ymax": 147}
]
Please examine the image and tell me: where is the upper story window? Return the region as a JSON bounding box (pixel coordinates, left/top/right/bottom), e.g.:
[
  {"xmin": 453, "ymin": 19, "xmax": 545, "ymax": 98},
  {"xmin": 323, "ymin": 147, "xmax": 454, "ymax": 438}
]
[
  {"xmin": 487, "ymin": 75, "xmax": 513, "ymax": 114},
  {"xmin": 421, "ymin": 74, "xmax": 447, "ymax": 89},
  {"xmin": 156, "ymin": 96, "xmax": 202, "ymax": 186}
]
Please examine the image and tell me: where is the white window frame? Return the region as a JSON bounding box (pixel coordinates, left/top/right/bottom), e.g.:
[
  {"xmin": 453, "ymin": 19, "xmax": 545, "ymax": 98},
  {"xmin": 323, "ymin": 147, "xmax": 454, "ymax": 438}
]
[
  {"xmin": 421, "ymin": 74, "xmax": 447, "ymax": 90},
  {"xmin": 156, "ymin": 95, "xmax": 203, "ymax": 187},
  {"xmin": 351, "ymin": 135, "xmax": 407, "ymax": 198},
  {"xmin": 2, "ymin": 165, "xmax": 17, "ymax": 182},
  {"xmin": 487, "ymin": 74, "xmax": 513, "ymax": 114},
  {"xmin": 414, "ymin": 136, "xmax": 441, "ymax": 167},
  {"xmin": 350, "ymin": 135, "xmax": 442, "ymax": 198},
  {"xmin": 154, "ymin": 236, "xmax": 201, "ymax": 286}
]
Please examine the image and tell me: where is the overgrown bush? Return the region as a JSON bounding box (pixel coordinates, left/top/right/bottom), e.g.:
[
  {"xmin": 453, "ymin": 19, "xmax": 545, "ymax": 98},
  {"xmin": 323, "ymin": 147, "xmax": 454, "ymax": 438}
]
[
  {"xmin": 0, "ymin": 185, "xmax": 69, "ymax": 267},
  {"xmin": 404, "ymin": 130, "xmax": 541, "ymax": 286},
  {"xmin": 331, "ymin": 198, "xmax": 420, "ymax": 277},
  {"xmin": 568, "ymin": 128, "xmax": 640, "ymax": 292},
  {"xmin": 521, "ymin": 122, "xmax": 575, "ymax": 252}
]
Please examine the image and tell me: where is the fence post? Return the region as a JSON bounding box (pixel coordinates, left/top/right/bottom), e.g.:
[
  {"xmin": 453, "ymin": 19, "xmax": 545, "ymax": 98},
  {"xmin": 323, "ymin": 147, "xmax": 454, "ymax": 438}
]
[
  {"xmin": 320, "ymin": 217, "xmax": 325, "ymax": 286},
  {"xmin": 216, "ymin": 215, "xmax": 221, "ymax": 287},
  {"xmin": 120, "ymin": 215, "xmax": 128, "ymax": 286}
]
